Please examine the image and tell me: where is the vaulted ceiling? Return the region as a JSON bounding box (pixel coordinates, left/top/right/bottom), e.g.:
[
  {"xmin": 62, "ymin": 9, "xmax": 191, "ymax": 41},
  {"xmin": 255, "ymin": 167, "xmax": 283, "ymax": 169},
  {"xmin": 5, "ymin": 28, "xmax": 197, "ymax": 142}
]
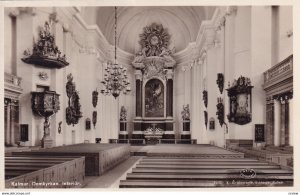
[{"xmin": 81, "ymin": 6, "xmax": 216, "ymax": 54}]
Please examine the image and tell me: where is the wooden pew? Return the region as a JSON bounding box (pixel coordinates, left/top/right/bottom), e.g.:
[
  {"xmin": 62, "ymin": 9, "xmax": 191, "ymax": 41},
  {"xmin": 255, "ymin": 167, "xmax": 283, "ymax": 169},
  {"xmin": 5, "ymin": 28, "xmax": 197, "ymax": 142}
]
[
  {"xmin": 5, "ymin": 156, "xmax": 85, "ymax": 189},
  {"xmin": 12, "ymin": 143, "xmax": 131, "ymax": 176}
]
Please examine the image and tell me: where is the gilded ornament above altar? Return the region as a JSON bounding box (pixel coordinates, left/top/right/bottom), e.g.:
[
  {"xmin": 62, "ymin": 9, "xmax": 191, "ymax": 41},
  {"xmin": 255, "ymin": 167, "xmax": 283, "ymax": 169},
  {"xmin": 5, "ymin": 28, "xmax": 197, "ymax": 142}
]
[{"xmin": 132, "ymin": 23, "xmax": 176, "ymax": 79}]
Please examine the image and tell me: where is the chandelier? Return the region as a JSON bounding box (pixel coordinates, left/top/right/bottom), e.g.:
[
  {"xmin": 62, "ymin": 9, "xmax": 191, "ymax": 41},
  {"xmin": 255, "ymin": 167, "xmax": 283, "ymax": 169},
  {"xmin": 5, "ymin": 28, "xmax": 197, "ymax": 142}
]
[{"xmin": 100, "ymin": 7, "xmax": 131, "ymax": 98}]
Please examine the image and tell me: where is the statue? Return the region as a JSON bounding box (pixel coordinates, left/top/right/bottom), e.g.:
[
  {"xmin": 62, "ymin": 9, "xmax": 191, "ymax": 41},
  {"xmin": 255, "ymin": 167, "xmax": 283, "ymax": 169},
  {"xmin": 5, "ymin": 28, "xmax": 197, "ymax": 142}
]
[
  {"xmin": 132, "ymin": 51, "xmax": 145, "ymax": 64},
  {"xmin": 181, "ymin": 104, "xmax": 190, "ymax": 120},
  {"xmin": 120, "ymin": 106, "xmax": 127, "ymax": 121}
]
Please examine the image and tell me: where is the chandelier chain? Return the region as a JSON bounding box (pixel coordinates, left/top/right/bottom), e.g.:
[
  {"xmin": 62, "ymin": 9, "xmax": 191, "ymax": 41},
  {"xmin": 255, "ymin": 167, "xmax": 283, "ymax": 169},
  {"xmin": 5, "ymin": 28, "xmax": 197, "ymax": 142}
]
[
  {"xmin": 100, "ymin": 6, "xmax": 131, "ymax": 98},
  {"xmin": 114, "ymin": 6, "xmax": 117, "ymax": 64}
]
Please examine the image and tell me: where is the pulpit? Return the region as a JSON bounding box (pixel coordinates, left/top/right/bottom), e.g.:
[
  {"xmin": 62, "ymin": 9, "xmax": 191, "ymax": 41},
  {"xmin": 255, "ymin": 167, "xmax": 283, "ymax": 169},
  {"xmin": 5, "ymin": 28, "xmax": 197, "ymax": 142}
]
[{"xmin": 31, "ymin": 91, "xmax": 60, "ymax": 148}]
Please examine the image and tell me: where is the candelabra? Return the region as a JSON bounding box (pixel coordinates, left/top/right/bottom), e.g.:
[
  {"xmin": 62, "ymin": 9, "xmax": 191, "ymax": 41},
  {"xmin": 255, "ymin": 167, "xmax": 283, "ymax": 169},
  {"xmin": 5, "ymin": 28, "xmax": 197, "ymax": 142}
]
[
  {"xmin": 100, "ymin": 7, "xmax": 131, "ymax": 98},
  {"xmin": 101, "ymin": 61, "xmax": 131, "ymax": 98}
]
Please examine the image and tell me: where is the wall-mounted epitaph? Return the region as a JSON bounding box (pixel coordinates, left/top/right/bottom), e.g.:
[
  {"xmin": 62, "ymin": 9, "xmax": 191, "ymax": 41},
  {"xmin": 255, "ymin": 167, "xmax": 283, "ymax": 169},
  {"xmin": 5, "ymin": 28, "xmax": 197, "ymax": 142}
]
[
  {"xmin": 216, "ymin": 97, "xmax": 225, "ymax": 127},
  {"xmin": 86, "ymin": 118, "xmax": 91, "ymax": 130},
  {"xmin": 66, "ymin": 74, "xmax": 82, "ymax": 126},
  {"xmin": 204, "ymin": 111, "xmax": 208, "ymax": 129},
  {"xmin": 227, "ymin": 76, "xmax": 253, "ymax": 125},
  {"xmin": 216, "ymin": 73, "xmax": 224, "ymax": 94},
  {"xmin": 92, "ymin": 90, "xmax": 98, "ymax": 108},
  {"xmin": 203, "ymin": 90, "xmax": 208, "ymax": 108},
  {"xmin": 209, "ymin": 118, "xmax": 215, "ymax": 130},
  {"xmin": 145, "ymin": 79, "xmax": 164, "ymax": 117},
  {"xmin": 92, "ymin": 111, "xmax": 97, "ymax": 128}
]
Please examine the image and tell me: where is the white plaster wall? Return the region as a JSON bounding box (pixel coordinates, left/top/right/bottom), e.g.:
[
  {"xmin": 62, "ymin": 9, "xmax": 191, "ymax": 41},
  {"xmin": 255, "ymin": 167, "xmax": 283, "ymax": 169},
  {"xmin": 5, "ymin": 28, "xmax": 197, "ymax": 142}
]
[
  {"xmin": 7, "ymin": 7, "xmax": 119, "ymax": 146},
  {"xmin": 118, "ymin": 64, "xmax": 135, "ymax": 138},
  {"xmin": 251, "ymin": 6, "xmax": 273, "ymax": 145},
  {"xmin": 278, "ymin": 6, "xmax": 293, "ymax": 62},
  {"xmin": 224, "ymin": 9, "xmax": 235, "ymax": 141},
  {"xmin": 16, "ymin": 10, "xmax": 41, "ymax": 146},
  {"xmin": 4, "ymin": 10, "xmax": 13, "ymax": 74},
  {"xmin": 174, "ymin": 64, "xmax": 185, "ymax": 139},
  {"xmin": 228, "ymin": 6, "xmax": 252, "ymax": 140}
]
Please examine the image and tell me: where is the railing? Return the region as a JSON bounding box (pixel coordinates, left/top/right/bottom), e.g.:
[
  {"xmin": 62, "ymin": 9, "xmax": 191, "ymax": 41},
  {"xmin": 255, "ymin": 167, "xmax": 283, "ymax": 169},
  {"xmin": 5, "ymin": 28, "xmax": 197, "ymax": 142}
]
[
  {"xmin": 109, "ymin": 139, "xmax": 197, "ymax": 145},
  {"xmin": 4, "ymin": 72, "xmax": 22, "ymax": 87},
  {"xmin": 263, "ymin": 54, "xmax": 293, "ymax": 83}
]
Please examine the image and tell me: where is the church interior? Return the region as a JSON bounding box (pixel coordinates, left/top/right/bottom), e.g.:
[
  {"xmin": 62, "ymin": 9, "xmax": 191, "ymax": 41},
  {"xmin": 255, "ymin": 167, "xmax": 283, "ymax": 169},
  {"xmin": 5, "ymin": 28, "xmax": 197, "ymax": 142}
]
[{"xmin": 2, "ymin": 5, "xmax": 294, "ymax": 189}]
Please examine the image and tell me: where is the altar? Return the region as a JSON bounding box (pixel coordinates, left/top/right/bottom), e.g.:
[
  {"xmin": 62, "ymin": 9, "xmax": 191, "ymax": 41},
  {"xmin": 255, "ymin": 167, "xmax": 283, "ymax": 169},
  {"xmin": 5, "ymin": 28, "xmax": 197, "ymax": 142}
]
[{"xmin": 130, "ymin": 23, "xmax": 176, "ymax": 140}]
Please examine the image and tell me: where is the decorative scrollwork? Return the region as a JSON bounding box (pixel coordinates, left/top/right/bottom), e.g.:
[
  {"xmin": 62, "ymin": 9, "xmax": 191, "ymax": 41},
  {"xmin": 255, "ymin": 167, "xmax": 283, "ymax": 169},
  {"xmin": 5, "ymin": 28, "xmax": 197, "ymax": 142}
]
[
  {"xmin": 216, "ymin": 97, "xmax": 225, "ymax": 127},
  {"xmin": 202, "ymin": 90, "xmax": 208, "ymax": 108},
  {"xmin": 92, "ymin": 90, "xmax": 98, "ymax": 108},
  {"xmin": 204, "ymin": 111, "xmax": 208, "ymax": 129},
  {"xmin": 66, "ymin": 74, "xmax": 82, "ymax": 126},
  {"xmin": 58, "ymin": 121, "xmax": 62, "ymax": 134},
  {"xmin": 132, "ymin": 23, "xmax": 176, "ymax": 78},
  {"xmin": 216, "ymin": 73, "xmax": 224, "ymax": 94},
  {"xmin": 92, "ymin": 111, "xmax": 97, "ymax": 128},
  {"xmin": 139, "ymin": 23, "xmax": 170, "ymax": 57}
]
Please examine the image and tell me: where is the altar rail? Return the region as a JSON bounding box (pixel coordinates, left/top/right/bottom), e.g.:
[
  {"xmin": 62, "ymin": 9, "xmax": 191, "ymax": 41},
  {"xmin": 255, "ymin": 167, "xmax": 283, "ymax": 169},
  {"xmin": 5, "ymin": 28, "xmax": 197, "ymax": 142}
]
[{"xmin": 109, "ymin": 139, "xmax": 197, "ymax": 145}]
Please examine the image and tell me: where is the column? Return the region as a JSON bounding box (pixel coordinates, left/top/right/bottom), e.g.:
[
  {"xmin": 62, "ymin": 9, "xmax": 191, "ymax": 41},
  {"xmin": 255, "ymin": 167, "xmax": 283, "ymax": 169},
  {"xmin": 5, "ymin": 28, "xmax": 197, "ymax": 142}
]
[
  {"xmin": 5, "ymin": 99, "xmax": 11, "ymax": 146},
  {"xmin": 10, "ymin": 100, "xmax": 18, "ymax": 146},
  {"xmin": 274, "ymin": 100, "xmax": 280, "ymax": 146},
  {"xmin": 132, "ymin": 69, "xmax": 143, "ymax": 139},
  {"xmin": 279, "ymin": 97, "xmax": 286, "ymax": 146},
  {"xmin": 265, "ymin": 97, "xmax": 274, "ymax": 145},
  {"xmin": 284, "ymin": 99, "xmax": 289, "ymax": 146},
  {"xmin": 289, "ymin": 99, "xmax": 293, "ymax": 146},
  {"xmin": 166, "ymin": 69, "xmax": 173, "ymax": 118},
  {"xmin": 135, "ymin": 70, "xmax": 143, "ymax": 119}
]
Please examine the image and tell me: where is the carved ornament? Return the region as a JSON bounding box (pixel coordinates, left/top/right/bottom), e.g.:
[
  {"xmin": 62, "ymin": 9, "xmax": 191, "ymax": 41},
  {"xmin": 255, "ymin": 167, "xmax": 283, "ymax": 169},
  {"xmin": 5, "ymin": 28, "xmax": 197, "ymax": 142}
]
[
  {"xmin": 66, "ymin": 74, "xmax": 82, "ymax": 126},
  {"xmin": 120, "ymin": 106, "xmax": 127, "ymax": 121},
  {"xmin": 22, "ymin": 21, "xmax": 69, "ymax": 69},
  {"xmin": 227, "ymin": 76, "xmax": 253, "ymax": 125}
]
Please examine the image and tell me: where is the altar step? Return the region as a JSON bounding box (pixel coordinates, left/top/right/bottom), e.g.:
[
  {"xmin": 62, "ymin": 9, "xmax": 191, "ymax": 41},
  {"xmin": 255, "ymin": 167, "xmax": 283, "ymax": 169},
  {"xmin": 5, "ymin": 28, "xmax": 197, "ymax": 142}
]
[
  {"xmin": 119, "ymin": 156, "xmax": 293, "ymax": 188},
  {"xmin": 119, "ymin": 179, "xmax": 293, "ymax": 188},
  {"xmin": 131, "ymin": 168, "xmax": 293, "ymax": 174}
]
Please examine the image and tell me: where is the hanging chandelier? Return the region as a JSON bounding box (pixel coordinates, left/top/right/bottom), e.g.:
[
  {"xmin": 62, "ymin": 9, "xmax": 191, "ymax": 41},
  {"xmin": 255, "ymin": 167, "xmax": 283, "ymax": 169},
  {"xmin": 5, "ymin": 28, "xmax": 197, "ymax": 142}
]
[{"xmin": 100, "ymin": 7, "xmax": 131, "ymax": 98}]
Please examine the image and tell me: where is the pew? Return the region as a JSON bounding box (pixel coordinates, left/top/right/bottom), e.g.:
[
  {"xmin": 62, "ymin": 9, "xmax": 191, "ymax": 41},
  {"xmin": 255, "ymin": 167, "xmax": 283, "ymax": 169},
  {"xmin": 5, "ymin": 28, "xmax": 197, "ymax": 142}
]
[
  {"xmin": 12, "ymin": 143, "xmax": 130, "ymax": 176},
  {"xmin": 5, "ymin": 156, "xmax": 85, "ymax": 188},
  {"xmin": 120, "ymin": 156, "xmax": 294, "ymax": 188}
]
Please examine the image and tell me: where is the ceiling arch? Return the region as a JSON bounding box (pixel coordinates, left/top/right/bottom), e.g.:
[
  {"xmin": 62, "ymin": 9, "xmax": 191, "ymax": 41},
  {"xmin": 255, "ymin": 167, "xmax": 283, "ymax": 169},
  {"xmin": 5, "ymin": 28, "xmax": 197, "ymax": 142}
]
[{"xmin": 93, "ymin": 6, "xmax": 216, "ymax": 54}]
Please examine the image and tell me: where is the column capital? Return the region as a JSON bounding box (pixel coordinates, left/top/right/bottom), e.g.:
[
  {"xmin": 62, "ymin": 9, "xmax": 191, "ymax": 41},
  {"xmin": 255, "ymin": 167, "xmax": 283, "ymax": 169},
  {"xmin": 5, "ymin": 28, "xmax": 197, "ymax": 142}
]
[
  {"xmin": 134, "ymin": 69, "xmax": 143, "ymax": 81},
  {"xmin": 275, "ymin": 91, "xmax": 293, "ymax": 104},
  {"xmin": 166, "ymin": 69, "xmax": 174, "ymax": 80},
  {"xmin": 8, "ymin": 7, "xmax": 36, "ymax": 18}
]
